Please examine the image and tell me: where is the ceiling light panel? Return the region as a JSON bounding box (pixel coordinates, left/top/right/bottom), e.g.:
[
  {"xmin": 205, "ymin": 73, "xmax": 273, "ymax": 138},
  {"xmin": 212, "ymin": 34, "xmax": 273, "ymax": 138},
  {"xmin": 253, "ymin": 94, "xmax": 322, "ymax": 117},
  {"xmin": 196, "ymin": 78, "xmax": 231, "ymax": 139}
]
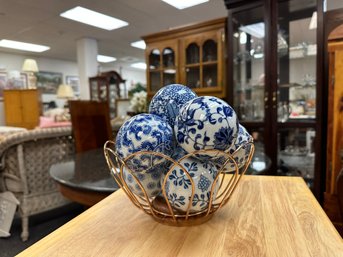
[
  {"xmin": 60, "ymin": 6, "xmax": 128, "ymax": 30},
  {"xmin": 162, "ymin": 0, "xmax": 209, "ymax": 10},
  {"xmin": 0, "ymin": 39, "xmax": 50, "ymax": 52},
  {"xmin": 131, "ymin": 40, "xmax": 146, "ymax": 50},
  {"xmin": 97, "ymin": 55, "xmax": 117, "ymax": 63},
  {"xmin": 130, "ymin": 62, "xmax": 146, "ymax": 70}
]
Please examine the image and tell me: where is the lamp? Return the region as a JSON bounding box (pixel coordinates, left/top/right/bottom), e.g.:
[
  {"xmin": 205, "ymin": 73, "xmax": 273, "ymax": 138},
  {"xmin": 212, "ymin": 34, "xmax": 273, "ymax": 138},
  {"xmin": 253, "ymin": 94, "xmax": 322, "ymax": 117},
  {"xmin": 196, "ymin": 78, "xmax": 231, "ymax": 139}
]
[
  {"xmin": 22, "ymin": 59, "xmax": 39, "ymax": 88},
  {"xmin": 56, "ymin": 84, "xmax": 74, "ymax": 120},
  {"xmin": 57, "ymin": 84, "xmax": 74, "ymax": 99}
]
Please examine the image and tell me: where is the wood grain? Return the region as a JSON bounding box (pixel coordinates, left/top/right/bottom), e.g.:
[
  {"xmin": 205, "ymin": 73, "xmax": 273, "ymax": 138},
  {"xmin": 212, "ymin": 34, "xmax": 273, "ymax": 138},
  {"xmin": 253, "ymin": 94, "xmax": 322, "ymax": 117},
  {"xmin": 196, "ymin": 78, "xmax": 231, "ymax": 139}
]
[{"xmin": 17, "ymin": 176, "xmax": 343, "ymax": 257}]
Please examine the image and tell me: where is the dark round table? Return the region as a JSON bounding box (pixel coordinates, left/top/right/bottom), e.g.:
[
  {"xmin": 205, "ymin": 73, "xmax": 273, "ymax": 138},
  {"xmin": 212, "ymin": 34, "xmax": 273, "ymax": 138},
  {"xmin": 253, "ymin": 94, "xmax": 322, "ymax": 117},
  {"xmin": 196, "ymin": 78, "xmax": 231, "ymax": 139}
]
[{"xmin": 50, "ymin": 148, "xmax": 119, "ymax": 207}]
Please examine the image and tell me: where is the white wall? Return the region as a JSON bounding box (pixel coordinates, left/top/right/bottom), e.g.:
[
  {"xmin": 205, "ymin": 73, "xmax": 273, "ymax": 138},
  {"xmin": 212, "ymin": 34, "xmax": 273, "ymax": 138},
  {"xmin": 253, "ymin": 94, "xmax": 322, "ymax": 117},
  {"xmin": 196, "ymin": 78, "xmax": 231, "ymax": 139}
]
[{"xmin": 0, "ymin": 52, "xmax": 146, "ymax": 126}]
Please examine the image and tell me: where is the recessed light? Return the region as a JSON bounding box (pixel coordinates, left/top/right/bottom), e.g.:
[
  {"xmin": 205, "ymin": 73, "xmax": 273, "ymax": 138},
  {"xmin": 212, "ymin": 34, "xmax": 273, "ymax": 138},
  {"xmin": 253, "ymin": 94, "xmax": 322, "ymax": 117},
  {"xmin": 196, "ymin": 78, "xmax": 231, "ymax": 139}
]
[
  {"xmin": 130, "ymin": 62, "xmax": 147, "ymax": 70},
  {"xmin": 162, "ymin": 0, "xmax": 209, "ymax": 10},
  {"xmin": 60, "ymin": 6, "xmax": 128, "ymax": 30},
  {"xmin": 130, "ymin": 40, "xmax": 146, "ymax": 50},
  {"xmin": 0, "ymin": 39, "xmax": 50, "ymax": 52},
  {"xmin": 97, "ymin": 55, "xmax": 117, "ymax": 63}
]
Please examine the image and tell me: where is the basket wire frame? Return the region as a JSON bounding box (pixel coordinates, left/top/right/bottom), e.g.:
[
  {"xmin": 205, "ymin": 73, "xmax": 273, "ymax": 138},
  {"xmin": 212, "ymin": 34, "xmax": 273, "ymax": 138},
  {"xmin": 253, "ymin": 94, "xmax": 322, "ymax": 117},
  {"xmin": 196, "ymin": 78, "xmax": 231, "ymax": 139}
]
[{"xmin": 104, "ymin": 140, "xmax": 255, "ymax": 226}]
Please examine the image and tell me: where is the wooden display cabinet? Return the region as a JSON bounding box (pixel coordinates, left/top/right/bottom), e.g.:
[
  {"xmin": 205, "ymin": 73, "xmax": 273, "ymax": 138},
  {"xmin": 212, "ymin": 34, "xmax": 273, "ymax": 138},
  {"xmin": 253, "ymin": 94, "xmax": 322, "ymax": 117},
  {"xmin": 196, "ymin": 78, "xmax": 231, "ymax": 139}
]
[
  {"xmin": 142, "ymin": 17, "xmax": 227, "ymax": 98},
  {"xmin": 225, "ymin": 0, "xmax": 326, "ymax": 200},
  {"xmin": 89, "ymin": 71, "xmax": 126, "ymax": 119},
  {"xmin": 3, "ymin": 89, "xmax": 41, "ymax": 129}
]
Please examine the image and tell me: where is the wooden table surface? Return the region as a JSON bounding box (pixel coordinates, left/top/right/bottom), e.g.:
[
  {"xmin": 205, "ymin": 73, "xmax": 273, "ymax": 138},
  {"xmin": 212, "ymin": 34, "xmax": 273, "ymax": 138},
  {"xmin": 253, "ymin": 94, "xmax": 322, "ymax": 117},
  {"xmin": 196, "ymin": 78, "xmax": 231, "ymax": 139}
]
[{"xmin": 17, "ymin": 176, "xmax": 343, "ymax": 257}]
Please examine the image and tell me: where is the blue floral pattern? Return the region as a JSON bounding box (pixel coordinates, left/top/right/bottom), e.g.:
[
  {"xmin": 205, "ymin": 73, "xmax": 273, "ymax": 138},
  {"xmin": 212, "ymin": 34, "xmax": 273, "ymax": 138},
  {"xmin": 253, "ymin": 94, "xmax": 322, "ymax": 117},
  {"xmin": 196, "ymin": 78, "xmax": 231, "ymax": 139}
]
[
  {"xmin": 214, "ymin": 124, "xmax": 253, "ymax": 173},
  {"xmin": 175, "ymin": 96, "xmax": 239, "ymax": 159},
  {"xmin": 123, "ymin": 164, "xmax": 167, "ymax": 198},
  {"xmin": 164, "ymin": 156, "xmax": 219, "ymax": 213},
  {"xmin": 116, "ymin": 113, "xmax": 173, "ymax": 172},
  {"xmin": 149, "ymin": 84, "xmax": 197, "ymax": 128}
]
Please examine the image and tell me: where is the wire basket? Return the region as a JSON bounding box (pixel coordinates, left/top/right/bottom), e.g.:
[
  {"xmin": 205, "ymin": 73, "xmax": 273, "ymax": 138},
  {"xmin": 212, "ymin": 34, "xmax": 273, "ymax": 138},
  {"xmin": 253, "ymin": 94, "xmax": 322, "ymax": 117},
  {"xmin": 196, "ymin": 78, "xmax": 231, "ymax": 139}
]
[{"xmin": 104, "ymin": 141, "xmax": 254, "ymax": 226}]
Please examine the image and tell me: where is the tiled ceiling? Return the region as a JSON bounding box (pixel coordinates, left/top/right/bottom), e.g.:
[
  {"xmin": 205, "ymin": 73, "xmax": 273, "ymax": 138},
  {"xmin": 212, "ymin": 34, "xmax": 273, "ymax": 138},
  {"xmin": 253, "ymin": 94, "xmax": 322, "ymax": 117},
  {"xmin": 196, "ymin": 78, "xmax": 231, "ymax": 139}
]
[{"xmin": 0, "ymin": 0, "xmax": 227, "ymax": 69}]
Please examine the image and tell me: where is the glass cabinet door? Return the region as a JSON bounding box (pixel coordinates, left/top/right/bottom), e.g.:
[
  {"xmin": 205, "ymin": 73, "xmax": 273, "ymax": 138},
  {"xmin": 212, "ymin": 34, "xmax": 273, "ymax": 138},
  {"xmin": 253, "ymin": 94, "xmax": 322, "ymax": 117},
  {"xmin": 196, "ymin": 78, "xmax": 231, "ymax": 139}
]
[
  {"xmin": 185, "ymin": 43, "xmax": 200, "ymax": 88},
  {"xmin": 98, "ymin": 79, "xmax": 108, "ymax": 102},
  {"xmin": 232, "ymin": 5, "xmax": 265, "ymax": 123},
  {"xmin": 162, "ymin": 47, "xmax": 176, "ymax": 86},
  {"xmin": 147, "ymin": 45, "xmax": 177, "ymax": 94},
  {"xmin": 90, "ymin": 80, "xmax": 99, "ymax": 101},
  {"xmin": 149, "ymin": 49, "xmax": 161, "ymax": 92},
  {"xmin": 109, "ymin": 84, "xmax": 117, "ymax": 119},
  {"xmin": 277, "ymin": 128, "xmax": 316, "ymax": 187},
  {"xmin": 183, "ymin": 32, "xmax": 221, "ymax": 92},
  {"xmin": 276, "ymin": 0, "xmax": 317, "ymax": 188},
  {"xmin": 277, "ymin": 0, "xmax": 317, "ymax": 122}
]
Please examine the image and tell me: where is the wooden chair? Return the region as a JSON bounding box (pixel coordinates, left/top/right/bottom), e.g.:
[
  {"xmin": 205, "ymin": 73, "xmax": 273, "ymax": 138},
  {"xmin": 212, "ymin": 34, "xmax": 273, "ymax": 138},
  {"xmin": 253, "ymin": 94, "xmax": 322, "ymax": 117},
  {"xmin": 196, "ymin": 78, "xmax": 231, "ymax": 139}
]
[{"xmin": 69, "ymin": 100, "xmax": 113, "ymax": 153}]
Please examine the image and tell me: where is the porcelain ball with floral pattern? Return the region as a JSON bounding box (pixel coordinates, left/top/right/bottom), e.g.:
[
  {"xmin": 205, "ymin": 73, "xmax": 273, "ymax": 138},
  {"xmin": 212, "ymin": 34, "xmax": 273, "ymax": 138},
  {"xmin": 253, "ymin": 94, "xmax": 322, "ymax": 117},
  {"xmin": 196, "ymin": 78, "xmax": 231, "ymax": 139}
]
[
  {"xmin": 163, "ymin": 156, "xmax": 219, "ymax": 213},
  {"xmin": 175, "ymin": 96, "xmax": 239, "ymax": 159},
  {"xmin": 122, "ymin": 162, "xmax": 169, "ymax": 198},
  {"xmin": 149, "ymin": 84, "xmax": 197, "ymax": 128},
  {"xmin": 214, "ymin": 124, "xmax": 253, "ymax": 173},
  {"xmin": 115, "ymin": 113, "xmax": 174, "ymax": 172}
]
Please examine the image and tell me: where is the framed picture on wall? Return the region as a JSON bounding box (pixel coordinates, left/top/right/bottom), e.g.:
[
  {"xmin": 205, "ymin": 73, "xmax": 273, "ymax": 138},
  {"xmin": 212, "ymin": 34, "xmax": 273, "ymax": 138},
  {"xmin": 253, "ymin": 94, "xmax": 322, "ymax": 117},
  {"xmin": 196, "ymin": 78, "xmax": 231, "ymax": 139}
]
[
  {"xmin": 36, "ymin": 71, "xmax": 63, "ymax": 94},
  {"xmin": 66, "ymin": 75, "xmax": 80, "ymax": 96},
  {"xmin": 0, "ymin": 72, "xmax": 8, "ymax": 100}
]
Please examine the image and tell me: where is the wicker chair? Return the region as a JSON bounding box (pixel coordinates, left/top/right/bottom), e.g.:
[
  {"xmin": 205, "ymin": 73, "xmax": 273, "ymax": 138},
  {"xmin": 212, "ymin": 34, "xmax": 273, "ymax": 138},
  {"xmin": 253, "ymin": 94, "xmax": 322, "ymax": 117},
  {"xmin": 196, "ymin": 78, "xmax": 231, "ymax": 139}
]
[{"xmin": 0, "ymin": 127, "xmax": 75, "ymax": 241}]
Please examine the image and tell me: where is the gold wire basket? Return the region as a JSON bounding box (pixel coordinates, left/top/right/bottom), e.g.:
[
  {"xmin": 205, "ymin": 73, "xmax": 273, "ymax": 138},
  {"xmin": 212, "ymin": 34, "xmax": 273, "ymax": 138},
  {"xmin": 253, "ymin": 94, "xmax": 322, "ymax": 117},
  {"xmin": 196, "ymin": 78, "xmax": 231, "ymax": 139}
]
[{"xmin": 104, "ymin": 141, "xmax": 254, "ymax": 226}]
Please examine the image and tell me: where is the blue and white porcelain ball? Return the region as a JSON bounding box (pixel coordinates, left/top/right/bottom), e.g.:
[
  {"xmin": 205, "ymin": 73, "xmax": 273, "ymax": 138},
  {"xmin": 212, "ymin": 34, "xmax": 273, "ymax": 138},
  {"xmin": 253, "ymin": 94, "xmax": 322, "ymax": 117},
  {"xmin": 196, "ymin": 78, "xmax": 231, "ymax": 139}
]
[
  {"xmin": 164, "ymin": 157, "xmax": 219, "ymax": 213},
  {"xmin": 214, "ymin": 124, "xmax": 253, "ymax": 173},
  {"xmin": 228, "ymin": 124, "xmax": 253, "ymax": 154},
  {"xmin": 175, "ymin": 96, "xmax": 239, "ymax": 157},
  {"xmin": 149, "ymin": 84, "xmax": 197, "ymax": 128},
  {"xmin": 115, "ymin": 113, "xmax": 173, "ymax": 172},
  {"xmin": 122, "ymin": 163, "xmax": 167, "ymax": 198}
]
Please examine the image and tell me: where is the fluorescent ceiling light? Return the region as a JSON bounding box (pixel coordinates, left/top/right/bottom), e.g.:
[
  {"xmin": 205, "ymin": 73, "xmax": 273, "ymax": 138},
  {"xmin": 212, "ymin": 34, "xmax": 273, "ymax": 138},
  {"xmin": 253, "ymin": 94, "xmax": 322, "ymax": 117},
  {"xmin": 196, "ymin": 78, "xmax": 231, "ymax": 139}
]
[
  {"xmin": 131, "ymin": 62, "xmax": 146, "ymax": 70},
  {"xmin": 131, "ymin": 40, "xmax": 146, "ymax": 50},
  {"xmin": 162, "ymin": 0, "xmax": 209, "ymax": 10},
  {"xmin": 0, "ymin": 39, "xmax": 50, "ymax": 52},
  {"xmin": 239, "ymin": 22, "xmax": 265, "ymax": 38},
  {"xmin": 309, "ymin": 11, "xmax": 317, "ymax": 30},
  {"xmin": 97, "ymin": 55, "xmax": 116, "ymax": 63},
  {"xmin": 60, "ymin": 6, "xmax": 128, "ymax": 30}
]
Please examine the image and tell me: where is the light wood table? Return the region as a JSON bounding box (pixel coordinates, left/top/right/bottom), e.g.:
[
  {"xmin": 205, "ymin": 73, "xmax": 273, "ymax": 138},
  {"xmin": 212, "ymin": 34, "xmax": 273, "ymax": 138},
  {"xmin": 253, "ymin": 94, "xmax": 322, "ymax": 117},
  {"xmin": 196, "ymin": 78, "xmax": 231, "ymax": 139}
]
[{"xmin": 17, "ymin": 176, "xmax": 343, "ymax": 257}]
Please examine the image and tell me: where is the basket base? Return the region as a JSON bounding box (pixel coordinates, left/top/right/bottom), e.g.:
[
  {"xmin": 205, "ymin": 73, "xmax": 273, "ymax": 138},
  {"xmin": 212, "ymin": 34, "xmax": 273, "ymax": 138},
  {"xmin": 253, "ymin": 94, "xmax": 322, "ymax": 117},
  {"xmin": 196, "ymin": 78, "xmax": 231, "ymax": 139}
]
[{"xmin": 151, "ymin": 196, "xmax": 214, "ymax": 227}]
